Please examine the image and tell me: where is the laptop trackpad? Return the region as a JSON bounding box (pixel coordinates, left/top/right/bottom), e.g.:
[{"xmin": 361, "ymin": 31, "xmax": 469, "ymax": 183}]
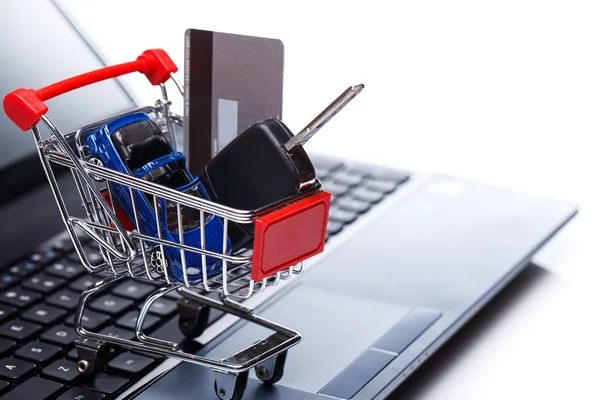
[{"xmin": 203, "ymin": 283, "xmax": 441, "ymax": 396}]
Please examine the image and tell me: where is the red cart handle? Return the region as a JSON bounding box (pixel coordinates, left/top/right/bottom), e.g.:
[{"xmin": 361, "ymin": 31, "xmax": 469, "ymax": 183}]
[{"xmin": 3, "ymin": 49, "xmax": 177, "ymax": 131}]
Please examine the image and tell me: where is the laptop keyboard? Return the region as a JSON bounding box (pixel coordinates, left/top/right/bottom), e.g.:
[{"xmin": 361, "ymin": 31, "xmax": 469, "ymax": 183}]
[
  {"xmin": 315, "ymin": 156, "xmax": 410, "ymax": 238},
  {"xmin": 0, "ymin": 156, "xmax": 410, "ymax": 399}
]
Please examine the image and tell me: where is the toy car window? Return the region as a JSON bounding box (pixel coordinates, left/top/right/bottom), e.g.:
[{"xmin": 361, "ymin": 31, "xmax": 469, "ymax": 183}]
[
  {"xmin": 111, "ymin": 120, "xmax": 172, "ymax": 172},
  {"xmin": 163, "ymin": 186, "xmax": 213, "ymax": 233},
  {"xmin": 165, "ymin": 202, "xmax": 201, "ymax": 232},
  {"xmin": 143, "ymin": 161, "xmax": 191, "ymax": 189}
]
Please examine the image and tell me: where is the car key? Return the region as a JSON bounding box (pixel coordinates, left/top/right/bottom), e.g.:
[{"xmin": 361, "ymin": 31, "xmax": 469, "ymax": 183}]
[{"xmin": 199, "ymin": 84, "xmax": 364, "ymax": 250}]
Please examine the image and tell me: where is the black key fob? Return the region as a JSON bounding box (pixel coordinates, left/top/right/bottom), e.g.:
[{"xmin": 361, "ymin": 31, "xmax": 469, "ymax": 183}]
[
  {"xmin": 200, "ymin": 119, "xmax": 315, "ymax": 250},
  {"xmin": 200, "ymin": 85, "xmax": 364, "ymax": 251}
]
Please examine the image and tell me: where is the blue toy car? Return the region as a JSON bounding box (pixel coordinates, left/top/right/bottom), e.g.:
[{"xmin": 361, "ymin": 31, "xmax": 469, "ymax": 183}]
[{"xmin": 84, "ymin": 112, "xmax": 230, "ymax": 282}]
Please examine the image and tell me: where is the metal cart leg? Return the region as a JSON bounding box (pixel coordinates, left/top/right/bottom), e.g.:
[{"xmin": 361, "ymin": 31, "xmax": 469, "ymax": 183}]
[
  {"xmin": 74, "ymin": 275, "xmax": 124, "ymax": 376},
  {"xmin": 75, "ymin": 338, "xmax": 111, "ymax": 376},
  {"xmin": 255, "ymin": 350, "xmax": 287, "ymax": 384},
  {"xmin": 213, "ymin": 370, "xmax": 249, "ymax": 400},
  {"xmin": 177, "ymin": 289, "xmax": 295, "ymax": 398},
  {"xmin": 177, "ymin": 297, "xmax": 210, "ymax": 339}
]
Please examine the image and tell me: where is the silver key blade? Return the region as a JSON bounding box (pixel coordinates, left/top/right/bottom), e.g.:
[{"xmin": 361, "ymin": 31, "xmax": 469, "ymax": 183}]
[{"xmin": 283, "ymin": 84, "xmax": 365, "ymax": 152}]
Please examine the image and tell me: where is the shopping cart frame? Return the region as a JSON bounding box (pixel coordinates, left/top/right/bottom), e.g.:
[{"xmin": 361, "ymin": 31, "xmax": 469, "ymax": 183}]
[{"xmin": 3, "ymin": 49, "xmax": 331, "ymax": 400}]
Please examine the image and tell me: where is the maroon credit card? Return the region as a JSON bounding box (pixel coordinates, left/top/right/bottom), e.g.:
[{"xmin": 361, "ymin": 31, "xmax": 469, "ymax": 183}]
[{"xmin": 183, "ymin": 29, "xmax": 284, "ymax": 175}]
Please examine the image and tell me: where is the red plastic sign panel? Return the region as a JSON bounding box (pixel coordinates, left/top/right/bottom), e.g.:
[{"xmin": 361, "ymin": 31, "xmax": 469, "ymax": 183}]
[{"xmin": 251, "ymin": 191, "xmax": 331, "ymax": 281}]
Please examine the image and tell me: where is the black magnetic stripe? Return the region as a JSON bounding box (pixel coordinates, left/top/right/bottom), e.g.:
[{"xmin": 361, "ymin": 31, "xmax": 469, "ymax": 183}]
[{"xmin": 184, "ymin": 29, "xmax": 213, "ymax": 176}]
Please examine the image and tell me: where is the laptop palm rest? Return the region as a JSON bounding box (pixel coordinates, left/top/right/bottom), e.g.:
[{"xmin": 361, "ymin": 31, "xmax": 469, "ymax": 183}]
[{"xmin": 135, "ymin": 281, "xmax": 441, "ymax": 400}]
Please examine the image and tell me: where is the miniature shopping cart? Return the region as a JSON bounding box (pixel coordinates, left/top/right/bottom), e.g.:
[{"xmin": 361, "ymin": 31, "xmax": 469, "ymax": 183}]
[{"xmin": 3, "ymin": 49, "xmax": 331, "ymax": 400}]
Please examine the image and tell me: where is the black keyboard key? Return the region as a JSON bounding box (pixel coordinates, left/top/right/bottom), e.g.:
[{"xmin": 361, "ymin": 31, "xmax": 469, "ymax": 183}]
[
  {"xmin": 30, "ymin": 250, "xmax": 62, "ymax": 266},
  {"xmin": 328, "ymin": 207, "xmax": 358, "ymax": 225},
  {"xmin": 386, "ymin": 173, "xmax": 409, "ymax": 185},
  {"xmin": 68, "ymin": 246, "xmax": 103, "ymax": 266},
  {"xmin": 371, "ymin": 170, "xmax": 410, "ymax": 184},
  {"xmin": 40, "ymin": 325, "xmax": 78, "ymax": 346},
  {"xmin": 1, "ymin": 377, "xmax": 63, "ymax": 400},
  {"xmin": 0, "ymin": 358, "xmax": 35, "ymax": 380},
  {"xmin": 310, "ymin": 155, "xmax": 343, "ymax": 172},
  {"xmin": 69, "ymin": 275, "xmax": 103, "ymax": 292},
  {"xmin": 45, "ymin": 262, "xmax": 85, "ymax": 280},
  {"xmin": 326, "ymin": 221, "xmax": 344, "ymax": 236},
  {"xmin": 52, "ymin": 237, "xmax": 75, "ymax": 254},
  {"xmin": 331, "ymin": 171, "xmax": 363, "ymax": 186},
  {"xmin": 41, "ymin": 359, "xmax": 80, "ymax": 383},
  {"xmin": 90, "ymin": 295, "xmax": 133, "ymax": 315},
  {"xmin": 8, "ymin": 261, "xmax": 40, "ymax": 277},
  {"xmin": 144, "ymin": 278, "xmax": 166, "ymax": 287},
  {"xmin": 65, "ymin": 310, "xmax": 110, "ymax": 331},
  {"xmin": 0, "ymin": 380, "xmax": 7, "ymax": 392},
  {"xmin": 58, "ymin": 387, "xmax": 105, "ymax": 400},
  {"xmin": 84, "ymin": 374, "xmax": 129, "ymax": 395},
  {"xmin": 338, "ymin": 166, "xmax": 365, "ymax": 176},
  {"xmin": 108, "ymin": 352, "xmax": 153, "ymax": 375},
  {"xmin": 131, "ymin": 350, "xmax": 165, "ymax": 360},
  {"xmin": 15, "ymin": 341, "xmax": 61, "ymax": 363},
  {"xmin": 0, "ymin": 288, "xmax": 41, "ymax": 308},
  {"xmin": 73, "ymin": 229, "xmax": 92, "ymax": 245},
  {"xmin": 46, "ymin": 290, "xmax": 80, "ymax": 310},
  {"xmin": 112, "ymin": 281, "xmax": 156, "ymax": 300},
  {"xmin": 348, "ymin": 165, "xmax": 410, "ymax": 183},
  {"xmin": 0, "ymin": 339, "xmax": 14, "ymax": 358},
  {"xmin": 99, "ymin": 326, "xmax": 135, "ymax": 341},
  {"xmin": 350, "ymin": 187, "xmax": 385, "ymax": 204},
  {"xmin": 22, "ymin": 304, "xmax": 66, "ymax": 325},
  {"xmin": 22, "ymin": 273, "xmax": 66, "ymax": 294},
  {"xmin": 86, "ymin": 241, "xmax": 100, "ymax": 251},
  {"xmin": 150, "ymin": 316, "xmax": 188, "ymax": 347},
  {"xmin": 145, "ymin": 298, "xmax": 177, "ymax": 317},
  {"xmin": 336, "ymin": 197, "xmax": 371, "ymax": 214},
  {"xmin": 66, "ymin": 348, "xmax": 77, "ymax": 360},
  {"xmin": 116, "ymin": 311, "xmax": 160, "ymax": 332},
  {"xmin": 0, "ymin": 306, "xmax": 15, "ymax": 325},
  {"xmin": 0, "ymin": 320, "xmax": 41, "ymax": 341},
  {"xmin": 164, "ymin": 292, "xmax": 224, "ymax": 327},
  {"xmin": 314, "ymin": 167, "xmax": 330, "ymax": 179},
  {"xmin": 0, "ymin": 274, "xmax": 17, "ymax": 290},
  {"xmin": 321, "ymin": 181, "xmax": 349, "ymax": 197},
  {"xmin": 365, "ymin": 178, "xmax": 397, "ymax": 194},
  {"xmin": 163, "ymin": 288, "xmax": 184, "ymax": 300}
]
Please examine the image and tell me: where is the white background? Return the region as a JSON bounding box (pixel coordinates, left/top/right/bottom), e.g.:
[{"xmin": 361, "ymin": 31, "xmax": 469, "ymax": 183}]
[{"xmin": 53, "ymin": 1, "xmax": 600, "ymax": 398}]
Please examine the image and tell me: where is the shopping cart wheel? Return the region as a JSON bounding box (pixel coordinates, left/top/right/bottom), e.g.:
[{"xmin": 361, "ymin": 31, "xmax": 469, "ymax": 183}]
[
  {"xmin": 255, "ymin": 350, "xmax": 287, "ymax": 384},
  {"xmin": 214, "ymin": 371, "xmax": 248, "ymax": 400},
  {"xmin": 177, "ymin": 298, "xmax": 210, "ymax": 338},
  {"xmin": 87, "ymin": 155, "xmax": 105, "ymax": 181},
  {"xmin": 75, "ymin": 339, "xmax": 110, "ymax": 376}
]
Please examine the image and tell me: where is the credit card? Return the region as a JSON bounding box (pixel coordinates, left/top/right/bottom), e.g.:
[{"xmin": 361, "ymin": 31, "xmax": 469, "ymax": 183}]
[{"xmin": 184, "ymin": 29, "xmax": 284, "ymax": 175}]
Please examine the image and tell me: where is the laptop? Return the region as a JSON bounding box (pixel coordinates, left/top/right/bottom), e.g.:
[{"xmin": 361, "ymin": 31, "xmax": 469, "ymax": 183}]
[{"xmin": 0, "ymin": 1, "xmax": 577, "ymax": 400}]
